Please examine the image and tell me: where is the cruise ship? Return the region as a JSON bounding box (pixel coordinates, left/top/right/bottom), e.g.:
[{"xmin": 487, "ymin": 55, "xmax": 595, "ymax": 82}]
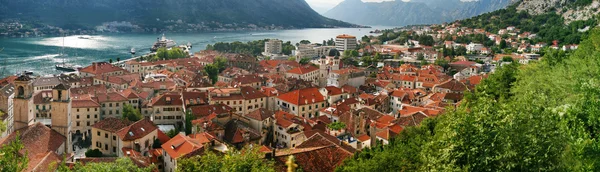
[{"xmin": 150, "ymin": 34, "xmax": 177, "ymax": 52}]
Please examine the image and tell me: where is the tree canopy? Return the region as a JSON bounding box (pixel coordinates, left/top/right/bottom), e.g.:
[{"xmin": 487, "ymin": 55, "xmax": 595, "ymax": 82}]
[
  {"xmin": 177, "ymin": 146, "xmax": 275, "ymax": 172},
  {"xmin": 122, "ymin": 104, "xmax": 142, "ymax": 122},
  {"xmin": 57, "ymin": 157, "xmax": 154, "ymax": 172},
  {"xmin": 0, "ymin": 135, "xmax": 28, "ymax": 172}
]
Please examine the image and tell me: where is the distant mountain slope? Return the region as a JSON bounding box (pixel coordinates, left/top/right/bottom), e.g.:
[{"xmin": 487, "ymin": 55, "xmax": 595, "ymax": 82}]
[
  {"xmin": 324, "ymin": 0, "xmax": 517, "ymax": 26},
  {"xmin": 0, "ymin": 0, "xmax": 360, "ymax": 30}
]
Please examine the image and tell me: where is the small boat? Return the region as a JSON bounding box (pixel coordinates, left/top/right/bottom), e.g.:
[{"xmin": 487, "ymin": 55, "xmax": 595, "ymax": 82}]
[
  {"xmin": 55, "ymin": 63, "xmax": 78, "ymax": 72},
  {"xmin": 131, "ymin": 48, "xmax": 136, "ymax": 55},
  {"xmin": 78, "ymin": 36, "xmax": 91, "ymax": 39}
]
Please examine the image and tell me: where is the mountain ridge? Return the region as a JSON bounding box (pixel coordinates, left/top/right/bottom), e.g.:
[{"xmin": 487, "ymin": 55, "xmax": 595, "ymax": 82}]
[
  {"xmin": 324, "ymin": 0, "xmax": 518, "ymax": 26},
  {"xmin": 0, "ymin": 0, "xmax": 362, "ymax": 32}
]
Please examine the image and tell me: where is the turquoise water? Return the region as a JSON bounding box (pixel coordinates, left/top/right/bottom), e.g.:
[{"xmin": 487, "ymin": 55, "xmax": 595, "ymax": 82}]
[{"xmin": 0, "ymin": 27, "xmax": 392, "ymax": 77}]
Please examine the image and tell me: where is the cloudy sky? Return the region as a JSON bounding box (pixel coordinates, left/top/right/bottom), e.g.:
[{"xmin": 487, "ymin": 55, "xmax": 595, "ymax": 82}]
[{"xmin": 306, "ymin": 0, "xmax": 395, "ymax": 13}]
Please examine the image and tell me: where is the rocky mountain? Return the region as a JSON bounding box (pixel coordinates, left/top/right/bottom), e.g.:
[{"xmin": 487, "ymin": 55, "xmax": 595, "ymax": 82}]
[
  {"xmin": 517, "ymin": 0, "xmax": 600, "ymax": 24},
  {"xmin": 324, "ymin": 0, "xmax": 518, "ymax": 26},
  {"xmin": 0, "ymin": 0, "xmax": 360, "ymax": 31}
]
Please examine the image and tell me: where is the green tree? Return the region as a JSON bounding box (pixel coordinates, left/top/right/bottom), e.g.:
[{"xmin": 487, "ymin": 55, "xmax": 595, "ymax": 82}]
[
  {"xmin": 178, "ymin": 145, "xmax": 275, "ymax": 172},
  {"xmin": 116, "ymin": 57, "xmax": 120, "ymax": 63},
  {"xmin": 85, "ymin": 149, "xmax": 103, "ymax": 157},
  {"xmin": 152, "ymin": 138, "xmax": 162, "ymax": 149},
  {"xmin": 204, "ymin": 64, "xmax": 219, "ymax": 84},
  {"xmin": 501, "ymin": 56, "xmax": 514, "ymax": 62},
  {"xmin": 327, "ymin": 122, "xmax": 346, "ymax": 130},
  {"xmin": 288, "ymin": 57, "xmax": 297, "ymax": 61},
  {"xmin": 499, "ymin": 40, "xmax": 507, "ymax": 49},
  {"xmin": 416, "ymin": 53, "xmax": 424, "ymax": 60},
  {"xmin": 361, "ymin": 35, "xmax": 370, "ymax": 43},
  {"xmin": 214, "ymin": 56, "xmax": 228, "ymax": 73},
  {"xmin": 166, "ymin": 129, "xmax": 179, "ymax": 138},
  {"xmin": 0, "ymin": 135, "xmax": 28, "ymax": 172},
  {"xmin": 59, "ymin": 157, "xmax": 154, "ymax": 172},
  {"xmin": 299, "ymin": 58, "xmax": 311, "ymax": 65},
  {"xmin": 184, "ymin": 111, "xmax": 196, "ymax": 135},
  {"xmin": 299, "ymin": 40, "xmax": 311, "ymax": 44},
  {"xmin": 109, "ymin": 58, "xmax": 113, "ymax": 63},
  {"xmin": 122, "ymin": 104, "xmax": 142, "ymax": 122}
]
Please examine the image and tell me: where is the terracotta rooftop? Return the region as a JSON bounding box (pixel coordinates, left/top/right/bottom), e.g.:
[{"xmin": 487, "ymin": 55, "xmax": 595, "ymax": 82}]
[
  {"xmin": 245, "ymin": 108, "xmax": 274, "ymax": 121},
  {"xmin": 92, "ymin": 117, "xmax": 133, "ymax": 133},
  {"xmin": 161, "ymin": 133, "xmax": 204, "ymax": 160},
  {"xmin": 286, "ymin": 65, "xmax": 319, "ymax": 75},
  {"xmin": 0, "ymin": 123, "xmax": 66, "ymax": 171},
  {"xmin": 80, "ymin": 62, "xmax": 126, "ymax": 75},
  {"xmin": 116, "ymin": 118, "xmax": 159, "ymax": 141},
  {"xmin": 277, "ymin": 87, "xmax": 325, "ymax": 106}
]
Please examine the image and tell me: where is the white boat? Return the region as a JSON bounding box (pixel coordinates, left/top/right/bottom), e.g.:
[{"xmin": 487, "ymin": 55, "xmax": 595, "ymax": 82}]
[
  {"xmin": 131, "ymin": 48, "xmax": 136, "ymax": 55},
  {"xmin": 150, "ymin": 34, "xmax": 177, "ymax": 52}
]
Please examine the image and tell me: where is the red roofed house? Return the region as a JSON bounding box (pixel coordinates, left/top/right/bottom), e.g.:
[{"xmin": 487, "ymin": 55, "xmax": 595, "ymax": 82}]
[
  {"xmin": 0, "ymin": 123, "xmax": 66, "ymax": 171},
  {"xmin": 91, "ymin": 118, "xmax": 159, "ymax": 157},
  {"xmin": 208, "ymin": 86, "xmax": 267, "ymax": 115},
  {"xmin": 80, "ymin": 62, "xmax": 127, "ymax": 77},
  {"xmin": 276, "ymin": 87, "xmax": 326, "ymax": 118},
  {"xmin": 286, "ymin": 65, "xmax": 320, "ymax": 85},
  {"xmin": 71, "ymin": 97, "xmax": 101, "ymax": 138},
  {"xmin": 94, "ymin": 92, "xmax": 130, "ymax": 119},
  {"xmin": 273, "ymin": 111, "xmax": 311, "ymax": 148},
  {"xmin": 319, "ymin": 86, "xmax": 349, "ymax": 107},
  {"xmin": 145, "ymin": 92, "xmax": 184, "ymax": 125}
]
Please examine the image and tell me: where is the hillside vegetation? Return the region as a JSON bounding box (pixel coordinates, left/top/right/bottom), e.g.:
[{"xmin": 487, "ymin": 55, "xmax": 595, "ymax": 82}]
[{"xmin": 338, "ymin": 27, "xmax": 600, "ymax": 171}]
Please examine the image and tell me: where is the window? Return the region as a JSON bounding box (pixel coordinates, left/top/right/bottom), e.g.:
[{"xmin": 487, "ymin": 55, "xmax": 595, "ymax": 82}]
[
  {"xmin": 97, "ymin": 131, "xmax": 100, "ymax": 136},
  {"xmin": 116, "ymin": 110, "xmax": 119, "ymax": 114},
  {"xmin": 105, "ymin": 133, "xmax": 108, "ymax": 138},
  {"xmin": 77, "ymin": 109, "xmax": 80, "ymax": 112},
  {"xmin": 87, "ymin": 115, "xmax": 90, "ymax": 119},
  {"xmin": 116, "ymin": 103, "xmax": 119, "ymax": 107},
  {"xmin": 113, "ymin": 147, "xmax": 116, "ymax": 153},
  {"xmin": 105, "ymin": 144, "xmax": 108, "ymax": 150},
  {"xmin": 76, "ymin": 115, "xmax": 80, "ymax": 119},
  {"xmin": 87, "ymin": 108, "xmax": 90, "ymax": 112},
  {"xmin": 87, "ymin": 121, "xmax": 90, "ymax": 126},
  {"xmin": 76, "ymin": 122, "xmax": 80, "ymax": 126}
]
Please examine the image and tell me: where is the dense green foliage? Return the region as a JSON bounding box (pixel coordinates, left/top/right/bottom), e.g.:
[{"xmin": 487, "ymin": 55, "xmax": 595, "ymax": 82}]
[
  {"xmin": 57, "ymin": 157, "xmax": 154, "ymax": 172},
  {"xmin": 184, "ymin": 111, "xmax": 195, "ymax": 135},
  {"xmin": 460, "ymin": 4, "xmax": 598, "ymax": 45},
  {"xmin": 122, "ymin": 104, "xmax": 142, "ymax": 122},
  {"xmin": 327, "ymin": 122, "xmax": 347, "ymax": 130},
  {"xmin": 204, "ymin": 56, "xmax": 228, "ymax": 84},
  {"xmin": 151, "ymin": 47, "xmax": 187, "ymax": 61},
  {"xmin": 85, "ymin": 149, "xmax": 103, "ymax": 157},
  {"xmin": 0, "ymin": 135, "xmax": 28, "ymax": 172},
  {"xmin": 178, "ymin": 146, "xmax": 275, "ymax": 172},
  {"xmin": 166, "ymin": 129, "xmax": 179, "ymax": 138},
  {"xmin": 338, "ymin": 29, "xmax": 600, "ymax": 171},
  {"xmin": 207, "ymin": 39, "xmax": 295, "ymax": 56}
]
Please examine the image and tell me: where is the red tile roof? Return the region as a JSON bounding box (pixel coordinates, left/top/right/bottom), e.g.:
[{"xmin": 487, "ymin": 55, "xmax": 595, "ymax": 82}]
[
  {"xmin": 92, "ymin": 117, "xmax": 133, "ymax": 133},
  {"xmin": 287, "ymin": 65, "xmax": 319, "ymax": 75},
  {"xmin": 116, "ymin": 118, "xmax": 158, "ymax": 141},
  {"xmin": 274, "ymin": 132, "xmax": 355, "ymax": 172},
  {"xmin": 80, "ymin": 62, "xmax": 126, "ymax": 75},
  {"xmin": 161, "ymin": 134, "xmax": 204, "ymax": 160},
  {"xmin": 245, "ymin": 108, "xmax": 274, "ymax": 121},
  {"xmin": 150, "ymin": 92, "xmax": 182, "ymax": 106},
  {"xmin": 324, "ymin": 86, "xmax": 344, "ymax": 96},
  {"xmin": 72, "ymin": 99, "xmax": 101, "ymax": 108},
  {"xmin": 0, "ymin": 123, "xmax": 66, "ymax": 171},
  {"xmin": 277, "ymin": 87, "xmax": 325, "ymax": 106}
]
